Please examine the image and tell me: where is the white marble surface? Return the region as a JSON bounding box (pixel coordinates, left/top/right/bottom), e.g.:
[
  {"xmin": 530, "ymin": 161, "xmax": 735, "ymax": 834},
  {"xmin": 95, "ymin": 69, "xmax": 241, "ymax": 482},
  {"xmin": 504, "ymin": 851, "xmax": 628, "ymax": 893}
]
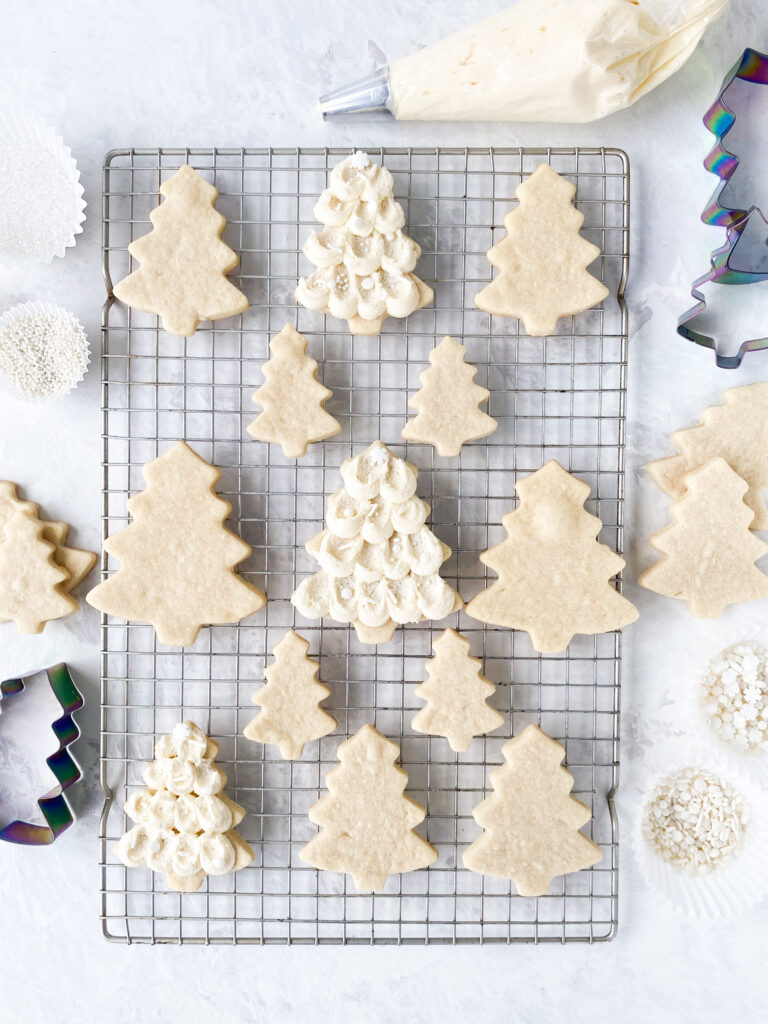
[{"xmin": 2, "ymin": 0, "xmax": 768, "ymax": 1020}]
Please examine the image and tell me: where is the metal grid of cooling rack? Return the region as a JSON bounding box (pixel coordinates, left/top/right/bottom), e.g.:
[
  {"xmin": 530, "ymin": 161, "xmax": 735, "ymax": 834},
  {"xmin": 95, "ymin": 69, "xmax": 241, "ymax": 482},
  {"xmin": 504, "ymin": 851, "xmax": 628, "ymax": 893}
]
[{"xmin": 99, "ymin": 146, "xmax": 629, "ymax": 945}]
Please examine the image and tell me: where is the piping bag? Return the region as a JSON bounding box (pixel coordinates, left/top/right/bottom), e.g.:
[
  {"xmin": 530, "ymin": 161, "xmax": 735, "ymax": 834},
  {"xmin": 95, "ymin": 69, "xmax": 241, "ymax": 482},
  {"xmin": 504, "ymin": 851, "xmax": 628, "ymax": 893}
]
[{"xmin": 319, "ymin": 0, "xmax": 729, "ymax": 123}]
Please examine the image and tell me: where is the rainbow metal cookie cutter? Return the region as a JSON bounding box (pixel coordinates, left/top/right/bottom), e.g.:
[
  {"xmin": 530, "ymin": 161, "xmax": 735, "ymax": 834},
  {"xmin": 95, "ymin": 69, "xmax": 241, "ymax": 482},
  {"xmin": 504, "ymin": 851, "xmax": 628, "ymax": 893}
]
[
  {"xmin": 0, "ymin": 663, "xmax": 83, "ymax": 844},
  {"xmin": 678, "ymin": 48, "xmax": 768, "ymax": 367}
]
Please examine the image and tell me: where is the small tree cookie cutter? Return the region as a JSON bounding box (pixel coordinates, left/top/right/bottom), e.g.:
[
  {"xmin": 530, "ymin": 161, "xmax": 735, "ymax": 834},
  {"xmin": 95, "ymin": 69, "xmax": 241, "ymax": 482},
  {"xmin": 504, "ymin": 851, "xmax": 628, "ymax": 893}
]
[
  {"xmin": 0, "ymin": 662, "xmax": 83, "ymax": 844},
  {"xmin": 678, "ymin": 48, "xmax": 768, "ymax": 367}
]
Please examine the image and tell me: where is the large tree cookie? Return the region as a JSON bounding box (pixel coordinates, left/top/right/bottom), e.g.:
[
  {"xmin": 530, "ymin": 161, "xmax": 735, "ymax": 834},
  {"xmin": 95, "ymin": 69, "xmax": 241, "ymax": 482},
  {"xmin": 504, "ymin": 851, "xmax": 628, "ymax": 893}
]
[
  {"xmin": 475, "ymin": 164, "xmax": 608, "ymax": 336},
  {"xmin": 113, "ymin": 164, "xmax": 249, "ymax": 337},
  {"xmin": 465, "ymin": 460, "xmax": 638, "ymax": 653},
  {"xmin": 647, "ymin": 382, "xmax": 768, "ymax": 530},
  {"xmin": 295, "ymin": 151, "xmax": 433, "ymax": 335},
  {"xmin": 115, "ymin": 721, "xmax": 254, "ymax": 893},
  {"xmin": 300, "ymin": 723, "xmax": 437, "ymax": 891},
  {"xmin": 247, "ymin": 324, "xmax": 340, "ymax": 458},
  {"xmin": 639, "ymin": 458, "xmax": 768, "ymax": 617},
  {"xmin": 243, "ymin": 630, "xmax": 336, "ymax": 759},
  {"xmin": 87, "ymin": 441, "xmax": 265, "ymax": 645},
  {"xmin": 401, "ymin": 335, "xmax": 497, "ymax": 456},
  {"xmin": 463, "ymin": 724, "xmax": 602, "ymax": 897},
  {"xmin": 412, "ymin": 628, "xmax": 503, "ymax": 752},
  {"xmin": 0, "ymin": 507, "xmax": 77, "ymax": 634},
  {"xmin": 291, "ymin": 440, "xmax": 462, "ymax": 644}
]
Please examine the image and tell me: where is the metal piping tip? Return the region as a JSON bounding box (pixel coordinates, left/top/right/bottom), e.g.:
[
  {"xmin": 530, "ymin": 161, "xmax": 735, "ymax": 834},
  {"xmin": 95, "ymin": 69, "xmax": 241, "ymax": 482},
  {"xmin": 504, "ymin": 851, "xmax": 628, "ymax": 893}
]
[{"xmin": 318, "ymin": 67, "xmax": 395, "ymax": 120}]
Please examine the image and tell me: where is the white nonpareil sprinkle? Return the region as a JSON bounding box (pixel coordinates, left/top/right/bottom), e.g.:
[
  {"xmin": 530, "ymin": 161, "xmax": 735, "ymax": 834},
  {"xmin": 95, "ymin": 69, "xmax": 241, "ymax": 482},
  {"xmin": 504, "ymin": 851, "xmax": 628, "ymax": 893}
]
[
  {"xmin": 0, "ymin": 145, "xmax": 81, "ymax": 262},
  {"xmin": 701, "ymin": 643, "xmax": 768, "ymax": 753},
  {"xmin": 368, "ymin": 445, "xmax": 389, "ymax": 465},
  {"xmin": 642, "ymin": 767, "xmax": 749, "ymax": 876},
  {"xmin": 348, "ymin": 150, "xmax": 371, "ymax": 170},
  {"xmin": 0, "ymin": 309, "xmax": 89, "ymax": 397}
]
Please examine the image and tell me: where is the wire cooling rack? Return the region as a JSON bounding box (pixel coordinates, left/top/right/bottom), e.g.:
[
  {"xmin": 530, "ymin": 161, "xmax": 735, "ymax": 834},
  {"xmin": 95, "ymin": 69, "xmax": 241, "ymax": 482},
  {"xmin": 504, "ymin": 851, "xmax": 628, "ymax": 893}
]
[{"xmin": 99, "ymin": 146, "xmax": 629, "ymax": 944}]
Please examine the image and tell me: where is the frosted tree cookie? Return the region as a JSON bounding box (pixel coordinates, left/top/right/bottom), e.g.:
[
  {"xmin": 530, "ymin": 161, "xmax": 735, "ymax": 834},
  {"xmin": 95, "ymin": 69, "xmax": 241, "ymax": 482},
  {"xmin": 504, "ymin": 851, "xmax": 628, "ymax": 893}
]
[
  {"xmin": 291, "ymin": 440, "xmax": 462, "ymax": 644},
  {"xmin": 247, "ymin": 324, "xmax": 340, "ymax": 458},
  {"xmin": 115, "ymin": 721, "xmax": 254, "ymax": 893},
  {"xmin": 412, "ymin": 628, "xmax": 503, "ymax": 752},
  {"xmin": 243, "ymin": 630, "xmax": 336, "ymax": 759},
  {"xmin": 300, "ymin": 724, "xmax": 437, "ymax": 891},
  {"xmin": 401, "ymin": 335, "xmax": 497, "ymax": 456},
  {"xmin": 465, "ymin": 460, "xmax": 638, "ymax": 653},
  {"xmin": 0, "ymin": 507, "xmax": 77, "ymax": 633},
  {"xmin": 113, "ymin": 164, "xmax": 249, "ymax": 337},
  {"xmin": 475, "ymin": 164, "xmax": 608, "ymax": 336},
  {"xmin": 463, "ymin": 724, "xmax": 602, "ymax": 897},
  {"xmin": 295, "ymin": 151, "xmax": 433, "ymax": 335},
  {"xmin": 87, "ymin": 441, "xmax": 265, "ymax": 645},
  {"xmin": 647, "ymin": 383, "xmax": 768, "ymax": 530},
  {"xmin": 639, "ymin": 458, "xmax": 768, "ymax": 617}
]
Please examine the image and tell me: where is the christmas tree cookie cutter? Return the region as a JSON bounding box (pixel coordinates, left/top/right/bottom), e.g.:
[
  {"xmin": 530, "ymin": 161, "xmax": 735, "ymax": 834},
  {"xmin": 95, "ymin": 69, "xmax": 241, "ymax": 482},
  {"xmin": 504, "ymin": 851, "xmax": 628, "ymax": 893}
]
[
  {"xmin": 0, "ymin": 662, "xmax": 83, "ymax": 844},
  {"xmin": 678, "ymin": 48, "xmax": 768, "ymax": 368},
  {"xmin": 702, "ymin": 48, "xmax": 768, "ymax": 228}
]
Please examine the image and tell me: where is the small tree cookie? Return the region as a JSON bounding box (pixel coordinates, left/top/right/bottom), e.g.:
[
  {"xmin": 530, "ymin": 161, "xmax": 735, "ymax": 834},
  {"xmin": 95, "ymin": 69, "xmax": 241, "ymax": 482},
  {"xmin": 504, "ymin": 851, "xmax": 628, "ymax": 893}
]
[
  {"xmin": 291, "ymin": 440, "xmax": 462, "ymax": 644},
  {"xmin": 113, "ymin": 164, "xmax": 249, "ymax": 337},
  {"xmin": 87, "ymin": 441, "xmax": 265, "ymax": 646},
  {"xmin": 244, "ymin": 630, "xmax": 336, "ymax": 759},
  {"xmin": 412, "ymin": 628, "xmax": 503, "ymax": 751},
  {"xmin": 463, "ymin": 724, "xmax": 602, "ymax": 897},
  {"xmin": 465, "ymin": 460, "xmax": 638, "ymax": 653},
  {"xmin": 639, "ymin": 458, "xmax": 768, "ymax": 617},
  {"xmin": 247, "ymin": 324, "xmax": 340, "ymax": 458},
  {"xmin": 295, "ymin": 151, "xmax": 433, "ymax": 335},
  {"xmin": 115, "ymin": 721, "xmax": 254, "ymax": 893},
  {"xmin": 0, "ymin": 507, "xmax": 78, "ymax": 633},
  {"xmin": 475, "ymin": 164, "xmax": 608, "ymax": 336},
  {"xmin": 300, "ymin": 723, "xmax": 437, "ymax": 891},
  {"xmin": 401, "ymin": 335, "xmax": 497, "ymax": 457},
  {"xmin": 647, "ymin": 382, "xmax": 768, "ymax": 530}
]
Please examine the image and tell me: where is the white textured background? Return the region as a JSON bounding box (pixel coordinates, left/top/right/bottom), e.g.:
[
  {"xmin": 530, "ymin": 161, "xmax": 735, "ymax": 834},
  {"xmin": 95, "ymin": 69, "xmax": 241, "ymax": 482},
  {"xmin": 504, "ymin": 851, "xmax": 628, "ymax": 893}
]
[{"xmin": 1, "ymin": 1, "xmax": 768, "ymax": 1021}]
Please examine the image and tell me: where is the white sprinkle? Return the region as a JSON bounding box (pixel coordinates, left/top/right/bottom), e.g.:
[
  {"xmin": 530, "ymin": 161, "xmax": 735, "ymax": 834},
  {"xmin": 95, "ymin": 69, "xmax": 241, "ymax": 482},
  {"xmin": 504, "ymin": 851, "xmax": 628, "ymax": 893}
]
[
  {"xmin": 642, "ymin": 767, "xmax": 748, "ymax": 875},
  {"xmin": 340, "ymin": 587, "xmax": 353, "ymax": 600},
  {"xmin": 368, "ymin": 445, "xmax": 389, "ymax": 465},
  {"xmin": 361, "ymin": 277, "xmax": 375, "ymax": 291},
  {"xmin": 348, "ymin": 150, "xmax": 371, "ymax": 170},
  {"xmin": 0, "ymin": 308, "xmax": 89, "ymax": 397},
  {"xmin": 701, "ymin": 643, "xmax": 768, "ymax": 752}
]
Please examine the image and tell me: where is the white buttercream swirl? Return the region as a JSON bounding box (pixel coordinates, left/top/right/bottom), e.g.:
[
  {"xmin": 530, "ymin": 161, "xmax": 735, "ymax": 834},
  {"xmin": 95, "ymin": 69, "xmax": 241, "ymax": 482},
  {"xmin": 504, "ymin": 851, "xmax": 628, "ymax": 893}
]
[
  {"xmin": 154, "ymin": 721, "xmax": 208, "ymax": 763},
  {"xmin": 173, "ymin": 793, "xmax": 234, "ymax": 834},
  {"xmin": 125, "ymin": 787, "xmax": 177, "ymax": 825},
  {"xmin": 198, "ymin": 833, "xmax": 236, "ymax": 875},
  {"xmin": 297, "ymin": 152, "xmax": 424, "ymax": 323},
  {"xmin": 293, "ymin": 569, "xmax": 456, "ymax": 627},
  {"xmin": 141, "ymin": 755, "xmax": 223, "ymax": 796},
  {"xmin": 116, "ymin": 824, "xmax": 174, "ymax": 873}
]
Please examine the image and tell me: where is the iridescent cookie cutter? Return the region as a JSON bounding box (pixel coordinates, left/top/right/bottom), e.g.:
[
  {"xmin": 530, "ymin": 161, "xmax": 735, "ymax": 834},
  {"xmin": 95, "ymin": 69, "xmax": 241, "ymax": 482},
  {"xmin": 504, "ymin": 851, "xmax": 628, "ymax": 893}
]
[
  {"xmin": 702, "ymin": 47, "xmax": 768, "ymax": 228},
  {"xmin": 0, "ymin": 663, "xmax": 83, "ymax": 844}
]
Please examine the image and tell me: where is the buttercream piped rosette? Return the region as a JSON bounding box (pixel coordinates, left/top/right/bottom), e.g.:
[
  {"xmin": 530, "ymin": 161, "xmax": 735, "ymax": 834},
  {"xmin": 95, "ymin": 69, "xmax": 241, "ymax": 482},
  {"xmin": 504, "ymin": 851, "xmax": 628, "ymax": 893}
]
[
  {"xmin": 292, "ymin": 441, "xmax": 462, "ymax": 643},
  {"xmin": 295, "ymin": 151, "xmax": 434, "ymax": 335},
  {"xmin": 115, "ymin": 721, "xmax": 254, "ymax": 892}
]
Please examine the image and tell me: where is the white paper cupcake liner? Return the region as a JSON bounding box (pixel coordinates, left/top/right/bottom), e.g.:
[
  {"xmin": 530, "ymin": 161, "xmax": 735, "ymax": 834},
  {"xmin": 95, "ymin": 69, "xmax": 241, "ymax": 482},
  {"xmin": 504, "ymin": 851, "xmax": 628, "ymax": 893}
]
[
  {"xmin": 631, "ymin": 739, "xmax": 768, "ymax": 919},
  {"xmin": 688, "ymin": 626, "xmax": 768, "ymax": 788},
  {"xmin": 0, "ymin": 301, "xmax": 90, "ymax": 399},
  {"xmin": 0, "ymin": 109, "xmax": 86, "ymax": 264}
]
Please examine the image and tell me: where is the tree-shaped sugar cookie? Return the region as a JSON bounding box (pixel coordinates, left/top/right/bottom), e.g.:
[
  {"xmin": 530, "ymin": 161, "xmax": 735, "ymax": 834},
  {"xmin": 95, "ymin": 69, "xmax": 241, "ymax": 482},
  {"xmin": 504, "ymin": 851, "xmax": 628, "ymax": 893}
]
[
  {"xmin": 295, "ymin": 151, "xmax": 433, "ymax": 336},
  {"xmin": 401, "ymin": 335, "xmax": 497, "ymax": 457},
  {"xmin": 411, "ymin": 628, "xmax": 503, "ymax": 751},
  {"xmin": 465, "ymin": 460, "xmax": 638, "ymax": 653},
  {"xmin": 115, "ymin": 721, "xmax": 254, "ymax": 893},
  {"xmin": 291, "ymin": 440, "xmax": 462, "ymax": 644},
  {"xmin": 113, "ymin": 164, "xmax": 249, "ymax": 337},
  {"xmin": 475, "ymin": 164, "xmax": 609, "ymax": 336},
  {"xmin": 243, "ymin": 630, "xmax": 336, "ymax": 759},
  {"xmin": 647, "ymin": 382, "xmax": 768, "ymax": 530},
  {"xmin": 639, "ymin": 458, "xmax": 768, "ymax": 617},
  {"xmin": 0, "ymin": 507, "xmax": 78, "ymax": 633},
  {"xmin": 87, "ymin": 441, "xmax": 265, "ymax": 645},
  {"xmin": 463, "ymin": 724, "xmax": 602, "ymax": 897},
  {"xmin": 247, "ymin": 324, "xmax": 340, "ymax": 458},
  {"xmin": 300, "ymin": 723, "xmax": 437, "ymax": 891}
]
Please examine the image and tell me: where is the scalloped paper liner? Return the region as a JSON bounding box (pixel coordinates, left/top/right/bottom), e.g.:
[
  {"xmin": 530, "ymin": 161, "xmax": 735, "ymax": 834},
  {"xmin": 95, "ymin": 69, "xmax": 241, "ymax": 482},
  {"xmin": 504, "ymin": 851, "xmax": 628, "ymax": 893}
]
[
  {"xmin": 631, "ymin": 738, "xmax": 768, "ymax": 919},
  {"xmin": 0, "ymin": 109, "xmax": 86, "ymax": 264},
  {"xmin": 0, "ymin": 300, "xmax": 90, "ymax": 399}
]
